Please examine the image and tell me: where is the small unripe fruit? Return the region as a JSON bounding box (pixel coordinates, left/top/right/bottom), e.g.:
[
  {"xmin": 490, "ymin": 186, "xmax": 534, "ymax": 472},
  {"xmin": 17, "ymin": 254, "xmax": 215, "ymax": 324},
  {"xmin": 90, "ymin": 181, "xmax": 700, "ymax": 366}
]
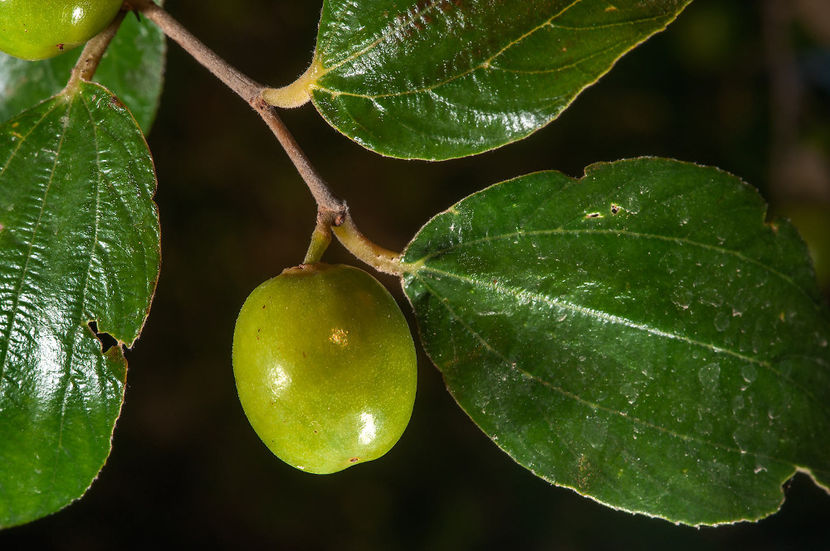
[
  {"xmin": 0, "ymin": 0, "xmax": 123, "ymax": 61},
  {"xmin": 232, "ymin": 263, "xmax": 417, "ymax": 474}
]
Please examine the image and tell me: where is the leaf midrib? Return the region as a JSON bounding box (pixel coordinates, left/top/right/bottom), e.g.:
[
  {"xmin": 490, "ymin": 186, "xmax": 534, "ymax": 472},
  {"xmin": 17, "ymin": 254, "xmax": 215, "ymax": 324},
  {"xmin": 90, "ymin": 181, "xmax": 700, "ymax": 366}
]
[
  {"xmin": 315, "ymin": 0, "xmax": 674, "ymax": 100},
  {"xmin": 49, "ymin": 92, "xmax": 108, "ymax": 493},
  {"xmin": 412, "ymin": 273, "xmax": 826, "ymax": 480},
  {"xmin": 405, "ymin": 226, "xmax": 818, "ymax": 310},
  {"xmin": 314, "ymin": 39, "xmax": 627, "ymax": 101},
  {"xmin": 414, "ymin": 264, "xmax": 824, "ymax": 409}
]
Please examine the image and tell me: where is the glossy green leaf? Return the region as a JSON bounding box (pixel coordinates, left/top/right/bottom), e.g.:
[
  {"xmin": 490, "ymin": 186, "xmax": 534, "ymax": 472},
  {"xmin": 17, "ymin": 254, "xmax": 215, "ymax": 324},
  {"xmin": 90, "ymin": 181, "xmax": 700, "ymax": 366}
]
[
  {"xmin": 0, "ymin": 10, "xmax": 166, "ymax": 133},
  {"xmin": 0, "ymin": 81, "xmax": 160, "ymax": 528},
  {"xmin": 401, "ymin": 158, "xmax": 830, "ymax": 525},
  {"xmin": 309, "ymin": 0, "xmax": 691, "ymax": 160}
]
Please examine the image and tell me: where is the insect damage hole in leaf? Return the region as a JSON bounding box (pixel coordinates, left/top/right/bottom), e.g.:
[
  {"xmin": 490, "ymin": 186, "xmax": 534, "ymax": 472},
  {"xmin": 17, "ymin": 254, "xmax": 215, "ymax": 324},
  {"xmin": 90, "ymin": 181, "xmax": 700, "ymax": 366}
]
[
  {"xmin": 0, "ymin": 80, "xmax": 160, "ymax": 529},
  {"xmin": 87, "ymin": 321, "xmax": 120, "ymax": 354}
]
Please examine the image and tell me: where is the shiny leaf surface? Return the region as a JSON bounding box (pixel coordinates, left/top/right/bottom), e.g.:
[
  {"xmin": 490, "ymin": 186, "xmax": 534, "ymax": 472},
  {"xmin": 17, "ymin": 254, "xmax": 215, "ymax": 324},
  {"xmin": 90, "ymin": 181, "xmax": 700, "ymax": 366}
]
[
  {"xmin": 0, "ymin": 11, "xmax": 166, "ymax": 133},
  {"xmin": 0, "ymin": 82, "xmax": 160, "ymax": 528},
  {"xmin": 310, "ymin": 0, "xmax": 691, "ymax": 159},
  {"xmin": 401, "ymin": 158, "xmax": 830, "ymax": 525}
]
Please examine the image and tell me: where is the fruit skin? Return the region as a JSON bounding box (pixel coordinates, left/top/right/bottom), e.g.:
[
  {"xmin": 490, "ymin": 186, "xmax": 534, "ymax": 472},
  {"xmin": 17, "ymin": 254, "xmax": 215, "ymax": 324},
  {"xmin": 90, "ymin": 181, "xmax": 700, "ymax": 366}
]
[
  {"xmin": 0, "ymin": 0, "xmax": 124, "ymax": 61},
  {"xmin": 232, "ymin": 263, "xmax": 417, "ymax": 474}
]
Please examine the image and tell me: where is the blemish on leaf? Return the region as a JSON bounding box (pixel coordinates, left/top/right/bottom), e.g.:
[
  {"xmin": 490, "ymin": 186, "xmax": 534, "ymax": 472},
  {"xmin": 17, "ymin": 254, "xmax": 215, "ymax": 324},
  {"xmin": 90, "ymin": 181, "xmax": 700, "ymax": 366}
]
[
  {"xmin": 610, "ymin": 204, "xmax": 621, "ymax": 214},
  {"xmin": 387, "ymin": 0, "xmax": 464, "ymax": 43},
  {"xmin": 576, "ymin": 454, "xmax": 592, "ymax": 489},
  {"xmin": 585, "ymin": 212, "xmax": 602, "ymax": 219},
  {"xmin": 349, "ymin": 457, "xmax": 359, "ymax": 463}
]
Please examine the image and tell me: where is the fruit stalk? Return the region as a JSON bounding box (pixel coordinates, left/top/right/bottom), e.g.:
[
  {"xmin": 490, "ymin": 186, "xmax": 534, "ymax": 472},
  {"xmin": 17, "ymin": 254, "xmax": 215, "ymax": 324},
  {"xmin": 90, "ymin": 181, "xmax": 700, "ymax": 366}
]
[
  {"xmin": 303, "ymin": 212, "xmax": 335, "ymax": 265},
  {"xmin": 65, "ymin": 9, "xmax": 127, "ymax": 91}
]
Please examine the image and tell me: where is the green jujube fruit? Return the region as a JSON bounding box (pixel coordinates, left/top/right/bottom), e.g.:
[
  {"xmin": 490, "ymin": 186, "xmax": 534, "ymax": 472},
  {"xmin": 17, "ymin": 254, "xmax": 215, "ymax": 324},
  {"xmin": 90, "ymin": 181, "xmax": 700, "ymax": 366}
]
[
  {"xmin": 232, "ymin": 263, "xmax": 417, "ymax": 474},
  {"xmin": 0, "ymin": 0, "xmax": 124, "ymax": 60}
]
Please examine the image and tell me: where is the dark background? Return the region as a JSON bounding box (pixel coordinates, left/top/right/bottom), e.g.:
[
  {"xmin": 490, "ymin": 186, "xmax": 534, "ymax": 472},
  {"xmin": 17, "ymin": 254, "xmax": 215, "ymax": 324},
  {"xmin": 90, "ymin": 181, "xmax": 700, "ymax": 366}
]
[{"xmin": 3, "ymin": 0, "xmax": 830, "ymax": 548}]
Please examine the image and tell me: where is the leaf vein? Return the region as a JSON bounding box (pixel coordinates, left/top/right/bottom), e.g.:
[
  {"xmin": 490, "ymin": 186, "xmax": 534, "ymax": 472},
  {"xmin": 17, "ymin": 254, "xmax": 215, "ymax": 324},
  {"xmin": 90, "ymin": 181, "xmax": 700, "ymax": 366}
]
[
  {"xmin": 488, "ymin": 42, "xmax": 624, "ymax": 75},
  {"xmin": 49, "ymin": 93, "xmax": 107, "ymax": 482},
  {"xmin": 412, "ymin": 271, "xmax": 813, "ymax": 478},
  {"xmin": 315, "ymin": 0, "xmax": 586, "ymax": 95},
  {"xmin": 0, "ymin": 101, "xmax": 72, "ymax": 393},
  {"xmin": 0, "ymin": 102, "xmax": 62, "ymax": 179},
  {"xmin": 409, "ymin": 227, "xmax": 814, "ymax": 307},
  {"xmin": 417, "ymin": 264, "xmax": 823, "ymax": 407},
  {"xmin": 315, "ymin": 4, "xmax": 675, "ymax": 101}
]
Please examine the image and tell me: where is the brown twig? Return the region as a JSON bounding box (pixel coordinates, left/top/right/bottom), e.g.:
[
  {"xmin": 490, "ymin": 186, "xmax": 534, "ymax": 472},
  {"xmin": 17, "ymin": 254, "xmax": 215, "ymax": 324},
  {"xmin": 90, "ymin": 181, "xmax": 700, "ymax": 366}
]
[
  {"xmin": 250, "ymin": 97, "xmax": 347, "ymax": 218},
  {"xmin": 129, "ymin": 0, "xmax": 261, "ymax": 102},
  {"xmin": 133, "ymin": 0, "xmax": 404, "ymax": 272},
  {"xmin": 131, "ymin": 0, "xmax": 345, "ymax": 217}
]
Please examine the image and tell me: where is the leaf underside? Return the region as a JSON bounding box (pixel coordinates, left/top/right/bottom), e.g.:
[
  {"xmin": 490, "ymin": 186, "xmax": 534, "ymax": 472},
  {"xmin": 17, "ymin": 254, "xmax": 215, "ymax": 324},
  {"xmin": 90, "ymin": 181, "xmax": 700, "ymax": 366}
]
[
  {"xmin": 0, "ymin": 11, "xmax": 167, "ymax": 133},
  {"xmin": 402, "ymin": 157, "xmax": 830, "ymax": 526},
  {"xmin": 311, "ymin": 0, "xmax": 692, "ymax": 160},
  {"xmin": 0, "ymin": 82, "xmax": 160, "ymax": 528}
]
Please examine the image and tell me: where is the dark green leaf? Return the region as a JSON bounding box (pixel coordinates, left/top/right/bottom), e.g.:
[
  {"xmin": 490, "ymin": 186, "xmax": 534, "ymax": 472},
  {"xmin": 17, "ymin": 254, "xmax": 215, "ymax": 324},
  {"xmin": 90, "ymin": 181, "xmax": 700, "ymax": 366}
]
[
  {"xmin": 0, "ymin": 10, "xmax": 166, "ymax": 133},
  {"xmin": 401, "ymin": 158, "xmax": 830, "ymax": 525},
  {"xmin": 310, "ymin": 0, "xmax": 691, "ymax": 160},
  {"xmin": 0, "ymin": 81, "xmax": 160, "ymax": 528}
]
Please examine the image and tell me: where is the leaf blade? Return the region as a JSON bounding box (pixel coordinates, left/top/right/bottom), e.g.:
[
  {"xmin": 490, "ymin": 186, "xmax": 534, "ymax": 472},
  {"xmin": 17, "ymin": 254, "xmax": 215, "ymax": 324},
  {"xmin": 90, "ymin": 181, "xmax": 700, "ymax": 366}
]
[
  {"xmin": 0, "ymin": 81, "xmax": 160, "ymax": 528},
  {"xmin": 311, "ymin": 0, "xmax": 692, "ymax": 159},
  {"xmin": 402, "ymin": 158, "xmax": 830, "ymax": 525}
]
